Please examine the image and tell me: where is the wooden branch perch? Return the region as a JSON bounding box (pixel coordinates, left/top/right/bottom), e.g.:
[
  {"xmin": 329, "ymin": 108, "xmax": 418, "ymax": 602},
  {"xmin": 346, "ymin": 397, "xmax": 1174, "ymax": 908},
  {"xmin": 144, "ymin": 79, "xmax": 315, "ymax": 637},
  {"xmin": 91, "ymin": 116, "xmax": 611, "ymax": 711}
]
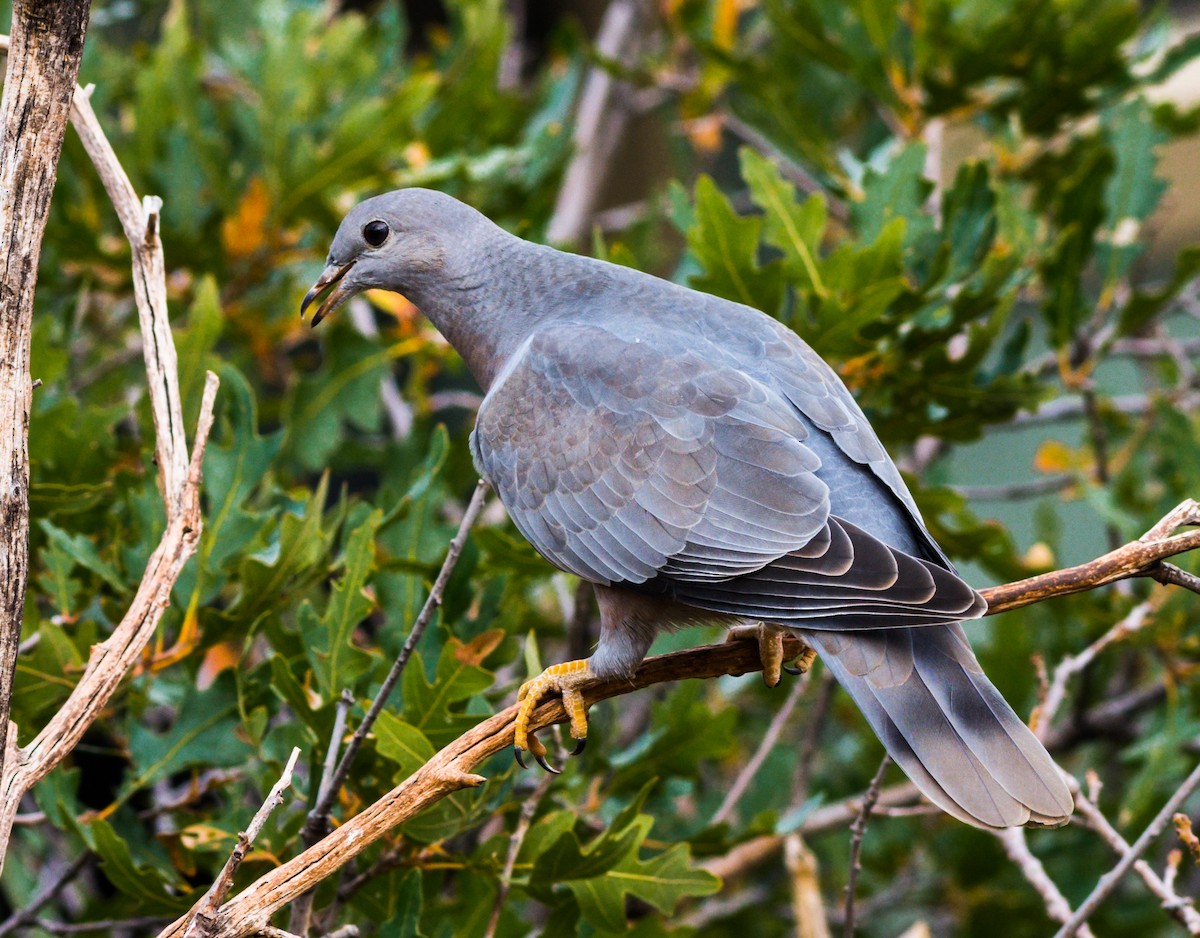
[
  {"xmin": 0, "ymin": 33, "xmax": 220, "ymax": 871},
  {"xmin": 981, "ymin": 499, "xmax": 1200, "ymax": 614},
  {"xmin": 159, "ymin": 496, "xmax": 1200, "ymax": 936}
]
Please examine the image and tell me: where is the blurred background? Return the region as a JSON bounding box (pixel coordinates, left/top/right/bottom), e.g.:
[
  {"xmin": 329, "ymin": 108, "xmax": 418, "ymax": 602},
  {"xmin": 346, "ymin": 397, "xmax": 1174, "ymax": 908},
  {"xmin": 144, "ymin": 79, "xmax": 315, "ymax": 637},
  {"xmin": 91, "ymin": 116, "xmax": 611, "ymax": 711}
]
[{"xmin": 2, "ymin": 0, "xmax": 1200, "ymax": 935}]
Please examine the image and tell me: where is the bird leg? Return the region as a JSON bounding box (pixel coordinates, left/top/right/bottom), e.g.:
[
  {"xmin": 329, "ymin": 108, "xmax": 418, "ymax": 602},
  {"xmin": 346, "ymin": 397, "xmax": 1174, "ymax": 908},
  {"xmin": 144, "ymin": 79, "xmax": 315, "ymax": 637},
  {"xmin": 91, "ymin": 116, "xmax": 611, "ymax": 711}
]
[
  {"xmin": 514, "ymin": 659, "xmax": 592, "ymax": 773},
  {"xmin": 726, "ymin": 623, "xmax": 816, "ymax": 687}
]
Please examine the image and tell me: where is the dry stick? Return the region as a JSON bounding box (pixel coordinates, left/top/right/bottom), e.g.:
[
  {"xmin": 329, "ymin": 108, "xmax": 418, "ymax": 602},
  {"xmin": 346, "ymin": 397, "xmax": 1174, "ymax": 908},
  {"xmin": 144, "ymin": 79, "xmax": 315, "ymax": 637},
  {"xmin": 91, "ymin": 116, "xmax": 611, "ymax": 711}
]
[
  {"xmin": 299, "ymin": 479, "xmax": 492, "ymax": 846},
  {"xmin": 1055, "ymin": 762, "xmax": 1200, "ymax": 937},
  {"xmin": 288, "ymin": 692, "xmax": 352, "ymax": 936},
  {"xmin": 1030, "ymin": 600, "xmax": 1155, "ymax": 741},
  {"xmin": 713, "ymin": 675, "xmax": 808, "ymax": 825},
  {"xmin": 995, "ymin": 828, "xmax": 1097, "ymax": 938},
  {"xmin": 0, "ymin": 55, "xmax": 221, "ymax": 871},
  {"xmin": 786, "ymin": 834, "xmax": 832, "ymax": 938},
  {"xmin": 0, "ymin": 0, "xmax": 91, "ymax": 798},
  {"xmin": 483, "ymin": 767, "xmax": 557, "ymax": 938},
  {"xmin": 157, "ymin": 633, "xmax": 813, "ymax": 938},
  {"xmin": 842, "ymin": 755, "xmax": 890, "ymax": 938},
  {"xmin": 186, "ymin": 748, "xmax": 302, "ymax": 938},
  {"xmin": 0, "ymin": 851, "xmax": 90, "ymax": 937},
  {"xmin": 1073, "ymin": 787, "xmax": 1200, "ymax": 934}
]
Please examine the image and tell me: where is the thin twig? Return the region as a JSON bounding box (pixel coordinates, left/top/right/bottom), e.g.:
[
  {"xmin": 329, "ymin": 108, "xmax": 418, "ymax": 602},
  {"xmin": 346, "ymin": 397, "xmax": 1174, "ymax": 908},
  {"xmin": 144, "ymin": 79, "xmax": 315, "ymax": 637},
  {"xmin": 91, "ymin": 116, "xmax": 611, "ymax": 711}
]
[
  {"xmin": 183, "ymin": 748, "xmax": 301, "ymax": 938},
  {"xmin": 299, "ymin": 479, "xmax": 491, "ymax": 849},
  {"xmin": 483, "ymin": 769, "xmax": 557, "ymax": 938},
  {"xmin": 290, "ymin": 689, "xmax": 352, "ymax": 935},
  {"xmin": 843, "ymin": 755, "xmax": 890, "ymax": 938},
  {"xmin": 954, "ymin": 475, "xmax": 1075, "ymax": 501},
  {"xmin": 1072, "ymin": 787, "xmax": 1200, "ymax": 933},
  {"xmin": 996, "ymin": 828, "xmax": 1096, "ymax": 938},
  {"xmin": 793, "ymin": 671, "xmax": 835, "ymax": 803},
  {"xmin": 714, "ymin": 676, "xmax": 807, "ymax": 825},
  {"xmin": 1056, "ymin": 763, "xmax": 1200, "ymax": 937},
  {"xmin": 1030, "ymin": 600, "xmax": 1155, "ymax": 741},
  {"xmin": 0, "ymin": 851, "xmax": 89, "ymax": 937}
]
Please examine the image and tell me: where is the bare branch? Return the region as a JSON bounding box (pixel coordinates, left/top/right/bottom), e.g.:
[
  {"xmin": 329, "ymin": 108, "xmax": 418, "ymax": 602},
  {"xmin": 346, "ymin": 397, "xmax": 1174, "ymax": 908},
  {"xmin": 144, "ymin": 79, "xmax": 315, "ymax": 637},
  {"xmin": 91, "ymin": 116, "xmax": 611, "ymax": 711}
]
[
  {"xmin": 843, "ymin": 755, "xmax": 890, "ymax": 938},
  {"xmin": 1071, "ymin": 787, "xmax": 1200, "ymax": 933},
  {"xmin": 995, "ymin": 827, "xmax": 1096, "ymax": 938},
  {"xmin": 786, "ymin": 834, "xmax": 831, "ymax": 938},
  {"xmin": 484, "ymin": 767, "xmax": 557, "ymax": 938},
  {"xmin": 0, "ymin": 0, "xmax": 91, "ymax": 805},
  {"xmin": 1056, "ymin": 763, "xmax": 1200, "ymax": 937},
  {"xmin": 714, "ymin": 675, "xmax": 807, "ymax": 825},
  {"xmin": 0, "ymin": 851, "xmax": 89, "ymax": 938},
  {"xmin": 546, "ymin": 0, "xmax": 650, "ymax": 246},
  {"xmin": 299, "ymin": 479, "xmax": 492, "ymax": 847},
  {"xmin": 980, "ymin": 499, "xmax": 1200, "ymax": 615},
  {"xmin": 185, "ymin": 748, "xmax": 301, "ymax": 938},
  {"xmin": 1030, "ymin": 601, "xmax": 1155, "ymax": 741}
]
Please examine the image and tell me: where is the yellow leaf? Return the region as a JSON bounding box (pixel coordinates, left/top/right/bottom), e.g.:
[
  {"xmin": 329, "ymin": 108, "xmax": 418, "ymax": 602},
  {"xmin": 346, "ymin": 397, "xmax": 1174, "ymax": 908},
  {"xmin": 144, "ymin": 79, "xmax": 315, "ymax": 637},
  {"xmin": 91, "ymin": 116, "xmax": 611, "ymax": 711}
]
[
  {"xmin": 1023, "ymin": 542, "xmax": 1055, "ymax": 570},
  {"xmin": 222, "ymin": 177, "xmax": 271, "ymax": 259},
  {"xmin": 364, "ymin": 288, "xmax": 420, "ymax": 322},
  {"xmin": 1033, "ymin": 440, "xmax": 1073, "ymax": 474},
  {"xmin": 403, "ymin": 141, "xmax": 431, "ymax": 170}
]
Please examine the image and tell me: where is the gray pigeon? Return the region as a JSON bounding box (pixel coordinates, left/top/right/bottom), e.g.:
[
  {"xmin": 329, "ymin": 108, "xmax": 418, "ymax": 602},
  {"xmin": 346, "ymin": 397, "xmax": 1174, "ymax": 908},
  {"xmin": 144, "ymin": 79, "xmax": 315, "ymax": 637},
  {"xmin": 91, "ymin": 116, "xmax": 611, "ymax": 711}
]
[{"xmin": 303, "ymin": 188, "xmax": 1073, "ymax": 829}]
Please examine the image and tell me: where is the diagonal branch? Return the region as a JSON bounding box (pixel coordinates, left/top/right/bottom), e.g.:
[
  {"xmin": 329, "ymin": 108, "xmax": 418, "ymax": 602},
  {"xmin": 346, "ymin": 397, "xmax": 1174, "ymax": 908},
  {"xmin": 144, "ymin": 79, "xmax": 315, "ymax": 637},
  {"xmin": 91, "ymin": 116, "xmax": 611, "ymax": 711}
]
[
  {"xmin": 981, "ymin": 499, "xmax": 1200, "ymax": 615},
  {"xmin": 159, "ymin": 494, "xmax": 1200, "ymax": 936}
]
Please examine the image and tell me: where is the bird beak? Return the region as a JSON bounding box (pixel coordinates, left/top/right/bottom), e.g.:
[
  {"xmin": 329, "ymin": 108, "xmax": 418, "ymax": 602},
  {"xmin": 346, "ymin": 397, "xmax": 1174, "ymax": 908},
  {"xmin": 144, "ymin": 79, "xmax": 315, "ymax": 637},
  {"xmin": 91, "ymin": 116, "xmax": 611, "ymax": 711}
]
[{"xmin": 300, "ymin": 260, "xmax": 357, "ymax": 327}]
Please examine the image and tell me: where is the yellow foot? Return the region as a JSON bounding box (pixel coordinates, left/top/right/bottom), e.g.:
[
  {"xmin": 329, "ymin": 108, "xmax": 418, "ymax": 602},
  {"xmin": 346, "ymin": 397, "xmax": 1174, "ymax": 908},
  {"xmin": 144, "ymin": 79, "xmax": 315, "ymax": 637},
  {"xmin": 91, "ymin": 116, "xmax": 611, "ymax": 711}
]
[
  {"xmin": 727, "ymin": 624, "xmax": 816, "ymax": 687},
  {"xmin": 514, "ymin": 659, "xmax": 592, "ymax": 773}
]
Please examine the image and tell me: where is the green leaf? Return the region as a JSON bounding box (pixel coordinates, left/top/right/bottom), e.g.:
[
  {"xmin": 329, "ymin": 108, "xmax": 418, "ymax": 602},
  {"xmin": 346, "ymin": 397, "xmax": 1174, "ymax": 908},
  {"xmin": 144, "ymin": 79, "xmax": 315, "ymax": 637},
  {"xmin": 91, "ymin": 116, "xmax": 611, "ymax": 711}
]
[
  {"xmin": 739, "ymin": 147, "xmax": 828, "ymax": 298},
  {"xmin": 686, "ymin": 174, "xmax": 784, "ymax": 312},
  {"xmin": 302, "ymin": 509, "xmax": 382, "ymax": 698},
  {"xmin": 37, "ymin": 519, "xmax": 129, "ymax": 596},
  {"xmin": 375, "ymin": 712, "xmax": 437, "ymax": 777},
  {"xmin": 401, "ymin": 633, "xmax": 501, "ymax": 747},
  {"xmin": 569, "ymin": 843, "xmax": 720, "ymax": 932},
  {"xmin": 200, "ymin": 365, "xmax": 283, "ymax": 580},
  {"xmin": 89, "ymin": 819, "xmax": 195, "ymax": 913},
  {"xmin": 124, "ymin": 673, "xmax": 254, "ymax": 800},
  {"xmin": 1098, "ymin": 97, "xmax": 1168, "ymax": 290}
]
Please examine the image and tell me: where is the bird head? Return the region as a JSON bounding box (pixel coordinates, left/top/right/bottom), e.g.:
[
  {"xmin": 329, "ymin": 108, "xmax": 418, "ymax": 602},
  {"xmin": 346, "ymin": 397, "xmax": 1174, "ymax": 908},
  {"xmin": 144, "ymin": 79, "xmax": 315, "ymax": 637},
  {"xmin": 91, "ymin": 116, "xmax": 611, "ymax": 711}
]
[{"xmin": 300, "ymin": 188, "xmax": 482, "ymax": 326}]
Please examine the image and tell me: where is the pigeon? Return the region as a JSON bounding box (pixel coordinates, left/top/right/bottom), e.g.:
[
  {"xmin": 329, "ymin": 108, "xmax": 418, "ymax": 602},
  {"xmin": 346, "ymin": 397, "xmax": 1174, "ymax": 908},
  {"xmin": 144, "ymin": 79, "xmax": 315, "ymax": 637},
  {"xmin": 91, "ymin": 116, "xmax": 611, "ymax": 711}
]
[{"xmin": 303, "ymin": 187, "xmax": 1073, "ymax": 829}]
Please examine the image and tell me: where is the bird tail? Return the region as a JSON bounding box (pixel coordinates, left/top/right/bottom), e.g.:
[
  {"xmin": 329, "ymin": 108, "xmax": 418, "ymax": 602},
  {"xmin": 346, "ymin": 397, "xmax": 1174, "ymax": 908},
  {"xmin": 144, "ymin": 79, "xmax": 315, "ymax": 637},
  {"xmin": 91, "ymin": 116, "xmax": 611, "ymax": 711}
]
[{"xmin": 800, "ymin": 624, "xmax": 1073, "ymax": 829}]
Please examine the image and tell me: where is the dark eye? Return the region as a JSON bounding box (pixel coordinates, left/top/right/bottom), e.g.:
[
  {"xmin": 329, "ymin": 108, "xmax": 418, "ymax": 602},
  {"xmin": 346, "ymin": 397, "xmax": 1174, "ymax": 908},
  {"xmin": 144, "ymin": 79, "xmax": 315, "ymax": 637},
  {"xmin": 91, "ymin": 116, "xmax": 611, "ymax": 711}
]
[{"xmin": 363, "ymin": 219, "xmax": 389, "ymax": 247}]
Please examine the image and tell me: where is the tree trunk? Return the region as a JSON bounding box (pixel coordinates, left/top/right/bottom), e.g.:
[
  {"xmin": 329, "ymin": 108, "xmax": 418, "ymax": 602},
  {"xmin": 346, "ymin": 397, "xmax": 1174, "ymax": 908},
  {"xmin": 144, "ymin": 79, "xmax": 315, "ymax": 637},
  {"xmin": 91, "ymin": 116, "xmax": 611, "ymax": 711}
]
[{"xmin": 0, "ymin": 0, "xmax": 91, "ymax": 783}]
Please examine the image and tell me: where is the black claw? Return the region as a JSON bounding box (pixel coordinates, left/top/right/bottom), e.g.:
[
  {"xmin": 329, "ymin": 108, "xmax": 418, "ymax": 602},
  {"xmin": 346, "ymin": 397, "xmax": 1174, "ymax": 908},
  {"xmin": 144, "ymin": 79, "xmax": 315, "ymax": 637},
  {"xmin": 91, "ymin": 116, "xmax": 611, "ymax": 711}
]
[
  {"xmin": 534, "ymin": 751, "xmax": 562, "ymax": 774},
  {"xmin": 514, "ymin": 748, "xmax": 528, "ymax": 770},
  {"xmin": 571, "ymin": 738, "xmax": 586, "ymax": 756},
  {"xmin": 782, "ymin": 663, "xmax": 804, "ymax": 676}
]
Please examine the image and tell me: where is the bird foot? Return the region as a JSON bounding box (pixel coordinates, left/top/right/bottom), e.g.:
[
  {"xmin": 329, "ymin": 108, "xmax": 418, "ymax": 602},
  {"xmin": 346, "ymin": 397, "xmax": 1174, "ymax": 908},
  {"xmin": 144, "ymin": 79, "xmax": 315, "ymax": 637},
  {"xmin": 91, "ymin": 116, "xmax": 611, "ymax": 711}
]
[
  {"xmin": 514, "ymin": 659, "xmax": 592, "ymax": 773},
  {"xmin": 727, "ymin": 624, "xmax": 816, "ymax": 687}
]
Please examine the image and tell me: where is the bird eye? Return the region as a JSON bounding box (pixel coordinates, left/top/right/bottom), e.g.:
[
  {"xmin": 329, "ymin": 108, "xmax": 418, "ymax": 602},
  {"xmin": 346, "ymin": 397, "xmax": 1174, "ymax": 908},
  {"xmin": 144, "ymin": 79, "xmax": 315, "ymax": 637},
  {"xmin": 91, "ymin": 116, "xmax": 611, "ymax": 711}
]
[{"xmin": 363, "ymin": 220, "xmax": 389, "ymax": 247}]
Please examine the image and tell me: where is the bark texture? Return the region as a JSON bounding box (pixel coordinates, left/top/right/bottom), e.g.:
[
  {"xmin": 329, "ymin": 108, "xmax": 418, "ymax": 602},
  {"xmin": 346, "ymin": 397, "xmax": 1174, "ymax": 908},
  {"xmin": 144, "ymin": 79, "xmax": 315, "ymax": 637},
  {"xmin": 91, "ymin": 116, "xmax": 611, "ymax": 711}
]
[{"xmin": 0, "ymin": 0, "xmax": 91, "ymax": 783}]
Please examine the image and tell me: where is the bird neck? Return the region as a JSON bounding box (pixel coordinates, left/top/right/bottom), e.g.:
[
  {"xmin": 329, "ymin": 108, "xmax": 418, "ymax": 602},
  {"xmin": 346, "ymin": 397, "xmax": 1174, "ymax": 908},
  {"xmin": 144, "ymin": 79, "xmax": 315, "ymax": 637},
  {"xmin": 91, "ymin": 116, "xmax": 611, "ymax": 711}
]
[{"xmin": 408, "ymin": 234, "xmax": 586, "ymax": 391}]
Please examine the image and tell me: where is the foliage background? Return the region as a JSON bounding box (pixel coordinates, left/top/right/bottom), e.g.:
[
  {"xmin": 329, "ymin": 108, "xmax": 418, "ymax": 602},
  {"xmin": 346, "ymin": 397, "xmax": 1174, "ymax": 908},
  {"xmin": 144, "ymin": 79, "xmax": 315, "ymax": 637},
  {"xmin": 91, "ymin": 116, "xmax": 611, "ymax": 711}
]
[{"xmin": 3, "ymin": 0, "xmax": 1200, "ymax": 934}]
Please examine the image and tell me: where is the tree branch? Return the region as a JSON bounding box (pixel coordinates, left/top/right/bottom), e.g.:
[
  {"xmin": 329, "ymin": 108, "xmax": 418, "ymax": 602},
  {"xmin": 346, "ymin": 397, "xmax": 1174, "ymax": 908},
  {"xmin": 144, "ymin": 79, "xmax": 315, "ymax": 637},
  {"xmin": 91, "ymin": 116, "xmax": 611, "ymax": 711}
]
[
  {"xmin": 0, "ymin": 0, "xmax": 91, "ymax": 806},
  {"xmin": 0, "ymin": 34, "xmax": 220, "ymax": 871},
  {"xmin": 156, "ymin": 491, "xmax": 1200, "ymax": 935},
  {"xmin": 980, "ymin": 499, "xmax": 1200, "ymax": 615}
]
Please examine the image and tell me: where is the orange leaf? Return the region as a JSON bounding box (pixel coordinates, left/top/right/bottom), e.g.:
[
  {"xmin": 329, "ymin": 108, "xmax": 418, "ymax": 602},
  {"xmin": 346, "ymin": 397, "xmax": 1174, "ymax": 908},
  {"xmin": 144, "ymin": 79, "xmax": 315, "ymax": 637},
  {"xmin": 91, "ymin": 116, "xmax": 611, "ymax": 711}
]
[
  {"xmin": 453, "ymin": 629, "xmax": 506, "ymax": 666},
  {"xmin": 222, "ymin": 176, "xmax": 271, "ymax": 260},
  {"xmin": 1033, "ymin": 440, "xmax": 1074, "ymax": 474}
]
